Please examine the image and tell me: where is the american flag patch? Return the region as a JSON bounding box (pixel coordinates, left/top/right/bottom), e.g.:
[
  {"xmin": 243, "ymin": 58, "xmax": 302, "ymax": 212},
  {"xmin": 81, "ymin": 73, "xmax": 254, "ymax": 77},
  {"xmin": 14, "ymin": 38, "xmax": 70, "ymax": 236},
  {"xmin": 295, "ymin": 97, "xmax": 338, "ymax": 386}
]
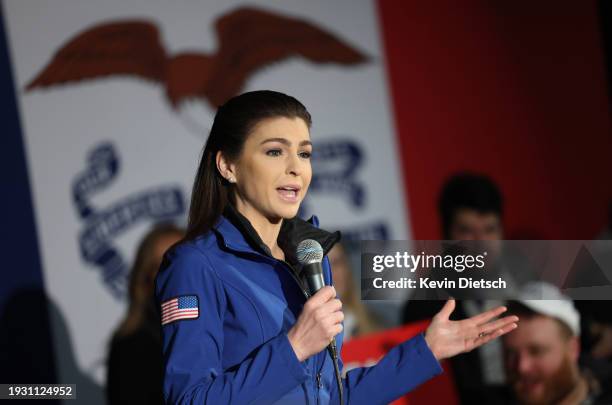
[{"xmin": 161, "ymin": 295, "xmax": 199, "ymax": 325}]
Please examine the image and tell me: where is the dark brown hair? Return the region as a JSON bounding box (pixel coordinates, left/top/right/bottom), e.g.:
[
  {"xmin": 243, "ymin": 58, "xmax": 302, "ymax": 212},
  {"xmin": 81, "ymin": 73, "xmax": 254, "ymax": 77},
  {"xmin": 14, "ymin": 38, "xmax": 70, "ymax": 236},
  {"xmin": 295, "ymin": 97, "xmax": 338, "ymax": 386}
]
[
  {"xmin": 438, "ymin": 172, "xmax": 503, "ymax": 239},
  {"xmin": 116, "ymin": 222, "xmax": 184, "ymax": 337},
  {"xmin": 185, "ymin": 90, "xmax": 312, "ymax": 240}
]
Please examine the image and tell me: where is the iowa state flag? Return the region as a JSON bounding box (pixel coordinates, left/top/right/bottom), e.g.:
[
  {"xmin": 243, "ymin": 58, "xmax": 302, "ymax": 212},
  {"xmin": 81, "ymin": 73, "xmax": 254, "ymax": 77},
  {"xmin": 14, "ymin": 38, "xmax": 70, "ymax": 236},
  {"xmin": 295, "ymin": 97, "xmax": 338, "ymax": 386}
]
[{"xmin": 2, "ymin": 0, "xmax": 610, "ymax": 402}]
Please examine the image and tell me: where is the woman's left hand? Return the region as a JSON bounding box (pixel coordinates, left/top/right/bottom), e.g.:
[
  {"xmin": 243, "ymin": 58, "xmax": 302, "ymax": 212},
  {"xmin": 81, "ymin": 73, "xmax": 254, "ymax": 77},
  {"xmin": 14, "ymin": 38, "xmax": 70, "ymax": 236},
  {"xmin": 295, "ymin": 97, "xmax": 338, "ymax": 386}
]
[{"xmin": 424, "ymin": 299, "xmax": 518, "ymax": 361}]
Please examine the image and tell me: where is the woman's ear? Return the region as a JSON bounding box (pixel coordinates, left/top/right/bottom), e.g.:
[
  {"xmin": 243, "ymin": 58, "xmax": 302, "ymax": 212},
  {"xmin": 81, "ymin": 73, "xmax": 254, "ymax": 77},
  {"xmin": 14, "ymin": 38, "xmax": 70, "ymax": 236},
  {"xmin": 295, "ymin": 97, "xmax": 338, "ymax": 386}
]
[{"xmin": 216, "ymin": 151, "xmax": 237, "ymax": 183}]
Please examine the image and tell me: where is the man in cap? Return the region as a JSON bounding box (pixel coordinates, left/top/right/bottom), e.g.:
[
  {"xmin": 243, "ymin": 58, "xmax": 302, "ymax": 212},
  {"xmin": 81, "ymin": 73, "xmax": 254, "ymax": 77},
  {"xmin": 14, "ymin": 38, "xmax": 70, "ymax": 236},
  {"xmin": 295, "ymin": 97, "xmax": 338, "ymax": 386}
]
[{"xmin": 501, "ymin": 282, "xmax": 611, "ymax": 405}]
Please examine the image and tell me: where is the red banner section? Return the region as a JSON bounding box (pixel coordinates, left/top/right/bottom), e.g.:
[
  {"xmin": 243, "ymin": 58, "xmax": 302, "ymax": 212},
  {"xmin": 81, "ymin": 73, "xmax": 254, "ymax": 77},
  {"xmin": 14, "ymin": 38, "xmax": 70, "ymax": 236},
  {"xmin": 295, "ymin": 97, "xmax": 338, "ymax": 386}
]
[
  {"xmin": 378, "ymin": 0, "xmax": 612, "ymax": 240},
  {"xmin": 341, "ymin": 321, "xmax": 459, "ymax": 405}
]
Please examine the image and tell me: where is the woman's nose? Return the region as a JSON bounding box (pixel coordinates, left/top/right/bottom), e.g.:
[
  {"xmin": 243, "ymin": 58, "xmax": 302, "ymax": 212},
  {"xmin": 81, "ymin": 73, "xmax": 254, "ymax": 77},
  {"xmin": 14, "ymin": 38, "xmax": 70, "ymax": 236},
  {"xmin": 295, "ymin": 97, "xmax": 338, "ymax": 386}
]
[{"xmin": 286, "ymin": 154, "xmax": 301, "ymax": 176}]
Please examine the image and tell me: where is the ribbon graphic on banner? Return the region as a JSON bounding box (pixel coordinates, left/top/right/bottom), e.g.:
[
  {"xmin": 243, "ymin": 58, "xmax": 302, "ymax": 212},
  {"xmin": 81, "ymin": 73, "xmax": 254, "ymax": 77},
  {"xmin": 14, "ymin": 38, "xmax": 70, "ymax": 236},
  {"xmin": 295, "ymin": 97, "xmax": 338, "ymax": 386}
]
[
  {"xmin": 301, "ymin": 138, "xmax": 390, "ymax": 241},
  {"xmin": 73, "ymin": 142, "xmax": 185, "ymax": 298}
]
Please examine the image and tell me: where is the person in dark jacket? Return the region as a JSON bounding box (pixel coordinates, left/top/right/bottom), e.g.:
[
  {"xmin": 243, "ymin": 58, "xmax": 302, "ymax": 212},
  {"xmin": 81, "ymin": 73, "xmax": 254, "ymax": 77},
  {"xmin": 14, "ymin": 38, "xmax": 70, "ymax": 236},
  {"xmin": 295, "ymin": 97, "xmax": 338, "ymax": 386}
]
[
  {"xmin": 155, "ymin": 90, "xmax": 519, "ymax": 404},
  {"xmin": 106, "ymin": 223, "xmax": 184, "ymax": 405},
  {"xmin": 402, "ymin": 172, "xmax": 508, "ymax": 404}
]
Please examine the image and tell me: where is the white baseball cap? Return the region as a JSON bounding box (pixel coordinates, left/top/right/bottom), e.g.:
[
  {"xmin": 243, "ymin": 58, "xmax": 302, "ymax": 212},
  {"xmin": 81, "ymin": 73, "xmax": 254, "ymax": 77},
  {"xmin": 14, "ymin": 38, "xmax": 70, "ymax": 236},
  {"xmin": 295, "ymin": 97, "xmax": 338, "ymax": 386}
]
[{"xmin": 511, "ymin": 282, "xmax": 581, "ymax": 336}]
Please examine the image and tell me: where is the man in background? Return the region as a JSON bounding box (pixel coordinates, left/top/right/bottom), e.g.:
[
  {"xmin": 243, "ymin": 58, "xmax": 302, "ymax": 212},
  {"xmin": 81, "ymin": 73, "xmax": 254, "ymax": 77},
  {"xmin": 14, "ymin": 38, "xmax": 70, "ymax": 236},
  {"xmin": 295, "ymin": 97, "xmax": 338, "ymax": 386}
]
[
  {"xmin": 402, "ymin": 172, "xmax": 506, "ymax": 403},
  {"xmin": 438, "ymin": 172, "xmax": 503, "ymax": 241},
  {"xmin": 499, "ymin": 283, "xmax": 612, "ymax": 404}
]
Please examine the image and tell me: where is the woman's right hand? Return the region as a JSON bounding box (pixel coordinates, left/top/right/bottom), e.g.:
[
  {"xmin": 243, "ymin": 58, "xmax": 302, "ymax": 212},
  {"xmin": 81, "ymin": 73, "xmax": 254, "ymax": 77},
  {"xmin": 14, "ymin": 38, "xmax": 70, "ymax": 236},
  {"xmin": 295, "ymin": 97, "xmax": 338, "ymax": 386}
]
[{"xmin": 287, "ymin": 286, "xmax": 344, "ymax": 362}]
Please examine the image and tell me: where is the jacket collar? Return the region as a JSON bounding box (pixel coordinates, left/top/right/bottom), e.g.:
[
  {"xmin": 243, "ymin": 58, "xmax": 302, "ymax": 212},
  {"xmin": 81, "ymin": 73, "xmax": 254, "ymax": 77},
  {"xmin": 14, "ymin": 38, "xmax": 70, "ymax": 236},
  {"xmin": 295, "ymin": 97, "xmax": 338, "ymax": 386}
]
[{"xmin": 213, "ymin": 203, "xmax": 341, "ymax": 268}]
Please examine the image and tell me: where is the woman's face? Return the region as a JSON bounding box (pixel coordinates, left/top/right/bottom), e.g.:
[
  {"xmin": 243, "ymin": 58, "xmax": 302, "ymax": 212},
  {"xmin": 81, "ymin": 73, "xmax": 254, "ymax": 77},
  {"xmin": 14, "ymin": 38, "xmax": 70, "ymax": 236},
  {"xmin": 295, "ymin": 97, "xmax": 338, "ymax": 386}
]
[{"xmin": 227, "ymin": 116, "xmax": 312, "ymax": 222}]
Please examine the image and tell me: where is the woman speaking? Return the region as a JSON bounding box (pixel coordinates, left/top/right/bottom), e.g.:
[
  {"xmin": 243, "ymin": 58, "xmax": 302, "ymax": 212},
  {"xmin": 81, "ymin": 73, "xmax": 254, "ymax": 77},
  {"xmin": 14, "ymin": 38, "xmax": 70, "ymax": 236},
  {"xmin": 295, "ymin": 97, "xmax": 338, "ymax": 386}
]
[{"xmin": 154, "ymin": 90, "xmax": 518, "ymax": 404}]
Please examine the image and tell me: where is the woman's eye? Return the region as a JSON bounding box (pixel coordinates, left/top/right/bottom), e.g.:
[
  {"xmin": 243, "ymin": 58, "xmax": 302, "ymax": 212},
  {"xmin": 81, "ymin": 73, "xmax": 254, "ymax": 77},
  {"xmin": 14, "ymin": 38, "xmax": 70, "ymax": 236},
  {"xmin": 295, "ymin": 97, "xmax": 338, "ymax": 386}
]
[
  {"xmin": 299, "ymin": 151, "xmax": 312, "ymax": 159},
  {"xmin": 266, "ymin": 149, "xmax": 282, "ymax": 157}
]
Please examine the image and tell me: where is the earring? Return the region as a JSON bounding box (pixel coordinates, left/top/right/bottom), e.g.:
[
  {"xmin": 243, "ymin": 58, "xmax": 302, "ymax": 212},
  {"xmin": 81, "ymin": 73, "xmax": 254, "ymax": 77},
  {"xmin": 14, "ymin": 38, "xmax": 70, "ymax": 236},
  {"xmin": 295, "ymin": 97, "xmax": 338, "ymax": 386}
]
[{"xmin": 228, "ymin": 177, "xmax": 236, "ymax": 183}]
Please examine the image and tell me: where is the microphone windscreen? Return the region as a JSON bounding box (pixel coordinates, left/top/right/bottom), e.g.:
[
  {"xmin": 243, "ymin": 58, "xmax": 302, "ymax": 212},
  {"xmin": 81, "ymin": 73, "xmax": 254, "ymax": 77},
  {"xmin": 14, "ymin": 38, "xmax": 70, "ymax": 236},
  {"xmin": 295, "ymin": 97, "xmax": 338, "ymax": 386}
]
[{"xmin": 296, "ymin": 239, "xmax": 324, "ymax": 265}]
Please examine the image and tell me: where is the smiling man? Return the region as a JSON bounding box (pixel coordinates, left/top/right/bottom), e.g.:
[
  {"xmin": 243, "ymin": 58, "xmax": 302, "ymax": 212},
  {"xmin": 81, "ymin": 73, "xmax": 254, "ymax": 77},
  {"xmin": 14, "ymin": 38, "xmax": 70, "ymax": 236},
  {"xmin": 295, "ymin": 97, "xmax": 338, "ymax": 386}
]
[{"xmin": 501, "ymin": 284, "xmax": 612, "ymax": 405}]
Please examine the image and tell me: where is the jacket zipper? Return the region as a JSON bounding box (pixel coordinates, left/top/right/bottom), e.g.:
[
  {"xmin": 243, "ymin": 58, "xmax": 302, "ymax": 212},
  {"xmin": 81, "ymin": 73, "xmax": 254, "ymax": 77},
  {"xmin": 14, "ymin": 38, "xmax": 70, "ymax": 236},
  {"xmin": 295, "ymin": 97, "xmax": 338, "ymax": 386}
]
[
  {"xmin": 280, "ymin": 259, "xmax": 310, "ymax": 299},
  {"xmin": 225, "ymin": 249, "xmax": 323, "ymax": 404},
  {"xmin": 280, "ymin": 258, "xmax": 325, "ymax": 405},
  {"xmin": 316, "ymin": 372, "xmax": 322, "ymax": 405}
]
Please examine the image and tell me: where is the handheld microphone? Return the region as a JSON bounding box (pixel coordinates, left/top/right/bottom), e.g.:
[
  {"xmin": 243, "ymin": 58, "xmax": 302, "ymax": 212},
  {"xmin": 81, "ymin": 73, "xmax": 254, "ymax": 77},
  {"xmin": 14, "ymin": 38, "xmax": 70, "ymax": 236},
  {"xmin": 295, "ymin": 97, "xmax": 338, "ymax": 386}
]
[
  {"xmin": 296, "ymin": 239, "xmax": 344, "ymax": 404},
  {"xmin": 296, "ymin": 239, "xmax": 325, "ymax": 295}
]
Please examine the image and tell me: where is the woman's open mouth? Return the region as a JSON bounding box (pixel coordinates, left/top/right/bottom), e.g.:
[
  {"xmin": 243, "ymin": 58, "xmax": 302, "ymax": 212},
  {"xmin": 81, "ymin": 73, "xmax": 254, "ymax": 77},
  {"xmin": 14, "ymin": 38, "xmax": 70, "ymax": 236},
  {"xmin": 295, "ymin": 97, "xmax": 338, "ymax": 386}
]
[{"xmin": 276, "ymin": 185, "xmax": 301, "ymax": 203}]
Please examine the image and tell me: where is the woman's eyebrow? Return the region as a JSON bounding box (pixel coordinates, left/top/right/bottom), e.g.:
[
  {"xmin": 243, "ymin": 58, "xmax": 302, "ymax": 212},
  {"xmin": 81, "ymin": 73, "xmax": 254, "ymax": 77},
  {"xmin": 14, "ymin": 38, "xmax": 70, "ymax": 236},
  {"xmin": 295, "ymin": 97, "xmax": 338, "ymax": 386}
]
[{"xmin": 259, "ymin": 138, "xmax": 312, "ymax": 147}]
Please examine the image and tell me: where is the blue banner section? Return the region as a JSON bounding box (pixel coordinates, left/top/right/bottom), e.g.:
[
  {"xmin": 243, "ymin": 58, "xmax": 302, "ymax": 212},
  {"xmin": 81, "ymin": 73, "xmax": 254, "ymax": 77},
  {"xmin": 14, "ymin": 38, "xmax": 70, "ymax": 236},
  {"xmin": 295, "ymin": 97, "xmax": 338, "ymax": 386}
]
[{"xmin": 0, "ymin": 5, "xmax": 58, "ymax": 388}]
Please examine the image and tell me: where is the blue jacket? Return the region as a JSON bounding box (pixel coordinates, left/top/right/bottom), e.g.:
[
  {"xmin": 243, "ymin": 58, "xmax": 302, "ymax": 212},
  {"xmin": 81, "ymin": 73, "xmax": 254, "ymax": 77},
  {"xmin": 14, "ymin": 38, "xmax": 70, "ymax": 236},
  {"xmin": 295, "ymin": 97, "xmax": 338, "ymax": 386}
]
[{"xmin": 155, "ymin": 206, "xmax": 443, "ymax": 404}]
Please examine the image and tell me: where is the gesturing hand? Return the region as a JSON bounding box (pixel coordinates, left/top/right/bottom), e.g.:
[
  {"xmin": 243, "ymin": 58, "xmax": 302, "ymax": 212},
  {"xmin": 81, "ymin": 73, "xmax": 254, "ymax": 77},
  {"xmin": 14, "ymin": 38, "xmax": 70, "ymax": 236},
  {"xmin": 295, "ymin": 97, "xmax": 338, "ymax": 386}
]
[{"xmin": 424, "ymin": 299, "xmax": 518, "ymax": 361}]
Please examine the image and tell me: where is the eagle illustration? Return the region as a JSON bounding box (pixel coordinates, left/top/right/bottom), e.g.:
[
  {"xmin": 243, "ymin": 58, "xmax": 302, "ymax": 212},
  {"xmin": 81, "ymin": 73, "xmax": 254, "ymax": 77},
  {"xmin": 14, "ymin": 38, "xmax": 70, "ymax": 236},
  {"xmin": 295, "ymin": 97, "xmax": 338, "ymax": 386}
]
[{"xmin": 25, "ymin": 7, "xmax": 368, "ymax": 108}]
